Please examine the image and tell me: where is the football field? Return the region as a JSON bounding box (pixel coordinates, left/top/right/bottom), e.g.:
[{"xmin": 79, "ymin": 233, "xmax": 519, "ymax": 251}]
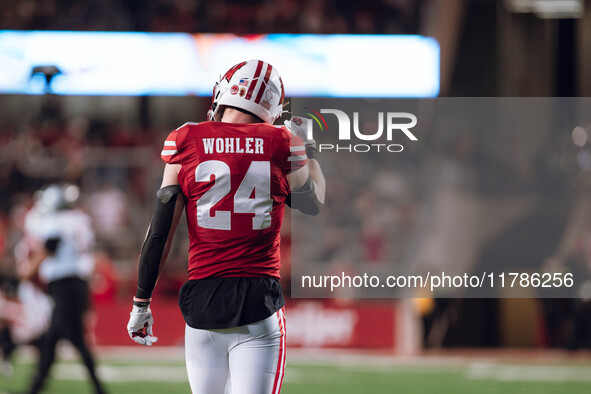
[{"xmin": 2, "ymin": 348, "xmax": 591, "ymax": 394}]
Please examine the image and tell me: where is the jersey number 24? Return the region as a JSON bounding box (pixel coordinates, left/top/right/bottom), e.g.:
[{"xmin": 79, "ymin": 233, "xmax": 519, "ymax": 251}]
[{"xmin": 195, "ymin": 160, "xmax": 272, "ymax": 230}]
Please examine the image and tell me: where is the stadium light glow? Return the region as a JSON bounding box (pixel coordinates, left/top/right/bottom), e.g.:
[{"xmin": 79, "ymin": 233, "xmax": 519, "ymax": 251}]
[{"xmin": 0, "ymin": 31, "xmax": 439, "ymax": 97}]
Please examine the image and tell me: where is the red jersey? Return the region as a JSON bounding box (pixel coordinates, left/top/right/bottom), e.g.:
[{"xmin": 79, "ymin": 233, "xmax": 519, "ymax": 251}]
[{"xmin": 161, "ymin": 121, "xmax": 307, "ymax": 280}]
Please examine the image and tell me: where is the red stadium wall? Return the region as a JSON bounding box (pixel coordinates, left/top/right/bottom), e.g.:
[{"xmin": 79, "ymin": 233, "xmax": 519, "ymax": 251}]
[
  {"xmin": 286, "ymin": 300, "xmax": 396, "ymax": 348},
  {"xmin": 92, "ymin": 299, "xmax": 397, "ymax": 348}
]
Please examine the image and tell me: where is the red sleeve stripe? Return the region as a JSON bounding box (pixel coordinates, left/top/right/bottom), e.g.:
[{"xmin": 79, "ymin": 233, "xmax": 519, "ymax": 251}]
[{"xmin": 288, "ymin": 154, "xmax": 307, "ymax": 162}]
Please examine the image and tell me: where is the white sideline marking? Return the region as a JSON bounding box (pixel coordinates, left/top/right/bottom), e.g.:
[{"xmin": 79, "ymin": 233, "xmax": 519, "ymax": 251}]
[
  {"xmin": 54, "ymin": 364, "xmax": 188, "ymax": 382},
  {"xmin": 337, "ymin": 363, "xmax": 591, "ymax": 382},
  {"xmin": 25, "ymin": 347, "xmax": 591, "ymax": 384},
  {"xmin": 466, "ymin": 364, "xmax": 591, "ymax": 382},
  {"xmin": 338, "ymin": 362, "xmax": 591, "ymax": 382},
  {"xmin": 48, "ymin": 360, "xmax": 591, "ymax": 384},
  {"xmin": 52, "ymin": 363, "xmax": 303, "ymax": 383}
]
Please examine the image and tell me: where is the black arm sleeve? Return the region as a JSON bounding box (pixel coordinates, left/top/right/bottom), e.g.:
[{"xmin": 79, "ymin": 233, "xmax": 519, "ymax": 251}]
[
  {"xmin": 286, "ymin": 176, "xmax": 323, "ymax": 216},
  {"xmin": 136, "ymin": 185, "xmax": 183, "ymax": 300}
]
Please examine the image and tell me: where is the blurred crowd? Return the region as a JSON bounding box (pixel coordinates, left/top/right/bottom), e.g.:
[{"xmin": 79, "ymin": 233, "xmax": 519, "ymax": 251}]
[
  {"xmin": 1, "ymin": 96, "xmax": 588, "ymax": 300},
  {"xmin": 0, "ymin": 0, "xmax": 425, "ymax": 34},
  {"xmin": 0, "ymin": 97, "xmax": 191, "ymax": 304},
  {"xmin": 0, "ymin": 97, "xmax": 429, "ymax": 302},
  {"xmin": 1, "ymin": 99, "xmax": 591, "ymax": 351}
]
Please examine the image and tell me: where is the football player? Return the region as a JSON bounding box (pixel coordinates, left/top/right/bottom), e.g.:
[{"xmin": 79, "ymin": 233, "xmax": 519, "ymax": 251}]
[
  {"xmin": 21, "ymin": 184, "xmax": 105, "ymax": 394},
  {"xmin": 127, "ymin": 59, "xmax": 325, "ymax": 394}
]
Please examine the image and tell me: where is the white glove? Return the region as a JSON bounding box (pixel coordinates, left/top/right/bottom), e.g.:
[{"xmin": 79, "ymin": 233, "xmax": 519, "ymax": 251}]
[
  {"xmin": 284, "ymin": 116, "xmax": 316, "ymax": 150},
  {"xmin": 127, "ymin": 304, "xmax": 158, "ymax": 346}
]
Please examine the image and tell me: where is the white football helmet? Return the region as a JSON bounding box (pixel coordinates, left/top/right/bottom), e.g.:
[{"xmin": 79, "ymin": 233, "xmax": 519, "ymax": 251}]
[
  {"xmin": 208, "ymin": 60, "xmax": 286, "ymax": 124},
  {"xmin": 34, "ymin": 183, "xmax": 80, "ymax": 213}
]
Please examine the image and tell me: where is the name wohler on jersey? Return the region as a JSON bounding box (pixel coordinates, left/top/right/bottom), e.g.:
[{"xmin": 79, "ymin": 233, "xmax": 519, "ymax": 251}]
[{"xmin": 203, "ymin": 137, "xmax": 265, "ymax": 154}]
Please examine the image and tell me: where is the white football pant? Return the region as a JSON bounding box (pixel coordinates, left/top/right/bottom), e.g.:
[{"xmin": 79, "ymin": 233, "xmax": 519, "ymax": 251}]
[{"xmin": 185, "ymin": 307, "xmax": 286, "ymax": 394}]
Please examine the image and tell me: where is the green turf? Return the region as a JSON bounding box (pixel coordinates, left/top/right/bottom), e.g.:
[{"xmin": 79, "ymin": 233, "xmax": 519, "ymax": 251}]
[
  {"xmin": 2, "ymin": 359, "xmax": 591, "ymax": 393},
  {"xmin": 283, "ymin": 364, "xmax": 591, "ymax": 394}
]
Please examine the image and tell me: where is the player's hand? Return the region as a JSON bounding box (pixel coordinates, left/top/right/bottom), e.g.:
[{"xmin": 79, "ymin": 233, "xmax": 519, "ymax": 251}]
[
  {"xmin": 127, "ymin": 304, "xmax": 158, "ymax": 346},
  {"xmin": 285, "ymin": 116, "xmax": 317, "ymax": 159}
]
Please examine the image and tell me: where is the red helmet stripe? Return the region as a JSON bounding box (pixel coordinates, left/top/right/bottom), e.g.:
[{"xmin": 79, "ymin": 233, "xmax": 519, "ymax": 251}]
[
  {"xmin": 222, "ymin": 61, "xmax": 246, "ymax": 82},
  {"xmin": 254, "ymin": 82, "xmax": 266, "ymax": 104},
  {"xmin": 279, "ymin": 76, "xmax": 285, "ymax": 104},
  {"xmin": 254, "ymin": 64, "xmax": 273, "ymax": 104},
  {"xmin": 263, "ymin": 64, "xmax": 272, "ymax": 84},
  {"xmin": 245, "ymin": 60, "xmax": 263, "ymax": 101}
]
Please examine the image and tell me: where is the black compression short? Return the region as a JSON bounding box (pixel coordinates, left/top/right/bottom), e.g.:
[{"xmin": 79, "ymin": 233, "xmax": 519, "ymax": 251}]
[{"xmin": 178, "ymin": 277, "xmax": 284, "ymax": 329}]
